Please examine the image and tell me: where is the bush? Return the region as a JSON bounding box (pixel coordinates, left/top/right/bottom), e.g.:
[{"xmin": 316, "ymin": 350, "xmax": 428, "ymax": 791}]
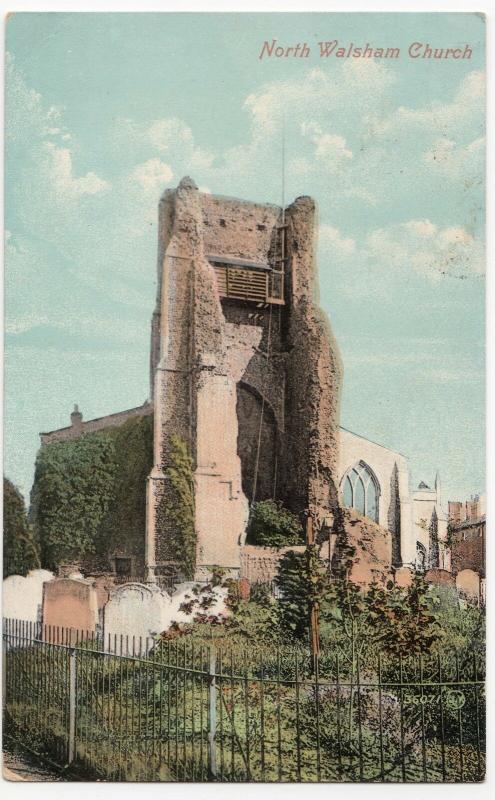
[
  {"xmin": 245, "ymin": 500, "xmax": 304, "ymax": 548},
  {"xmin": 276, "ymin": 548, "xmax": 329, "ymax": 640},
  {"xmin": 427, "ymin": 585, "xmax": 485, "ymax": 655}
]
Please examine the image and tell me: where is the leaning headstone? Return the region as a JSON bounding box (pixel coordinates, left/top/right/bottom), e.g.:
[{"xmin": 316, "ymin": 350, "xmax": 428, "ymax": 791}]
[
  {"xmin": 103, "ymin": 583, "xmax": 171, "ymax": 654},
  {"xmin": 42, "ymin": 578, "xmax": 98, "ymax": 642},
  {"xmin": 3, "ymin": 569, "xmax": 55, "ymax": 624},
  {"xmin": 238, "ymin": 577, "xmax": 250, "ymax": 601}
]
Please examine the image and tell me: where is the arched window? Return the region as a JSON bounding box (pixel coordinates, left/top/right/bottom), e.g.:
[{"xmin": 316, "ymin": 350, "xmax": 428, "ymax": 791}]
[
  {"xmin": 341, "ymin": 461, "xmax": 380, "ymax": 523},
  {"xmin": 416, "ymin": 541, "xmax": 427, "ymax": 572}
]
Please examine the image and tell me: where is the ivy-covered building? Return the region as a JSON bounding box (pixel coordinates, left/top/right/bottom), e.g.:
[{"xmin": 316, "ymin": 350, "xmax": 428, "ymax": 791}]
[{"xmin": 33, "ymin": 405, "xmax": 153, "ymax": 578}]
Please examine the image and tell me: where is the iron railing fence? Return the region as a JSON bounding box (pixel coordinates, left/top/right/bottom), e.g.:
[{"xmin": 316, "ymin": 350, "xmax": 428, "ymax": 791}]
[{"xmin": 2, "ymin": 618, "xmax": 485, "ymax": 783}]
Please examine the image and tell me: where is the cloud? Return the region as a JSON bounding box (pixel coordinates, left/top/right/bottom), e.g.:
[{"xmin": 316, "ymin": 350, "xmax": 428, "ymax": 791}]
[
  {"xmin": 42, "ymin": 142, "xmax": 109, "ymax": 197},
  {"xmin": 99, "ymin": 64, "xmax": 484, "ymax": 238},
  {"xmin": 7, "ymin": 54, "xmax": 108, "ymax": 202},
  {"xmin": 369, "ymin": 71, "xmax": 485, "ymax": 138},
  {"xmin": 5, "ymin": 52, "xmax": 64, "ymax": 145},
  {"xmin": 423, "ymin": 136, "xmax": 485, "ymax": 182},
  {"xmin": 147, "ymin": 118, "xmax": 194, "ymax": 151},
  {"xmin": 6, "ymin": 56, "xmax": 155, "ymax": 348},
  {"xmin": 117, "ymin": 116, "xmax": 215, "ymax": 173},
  {"xmin": 301, "ymin": 122, "xmax": 353, "ymax": 170},
  {"xmin": 366, "ymin": 220, "xmax": 484, "ymax": 281},
  {"xmin": 131, "ymin": 158, "xmax": 173, "ymax": 190},
  {"xmin": 318, "ymin": 225, "xmax": 356, "ymax": 259},
  {"xmin": 244, "ymin": 63, "xmax": 396, "ymax": 136}
]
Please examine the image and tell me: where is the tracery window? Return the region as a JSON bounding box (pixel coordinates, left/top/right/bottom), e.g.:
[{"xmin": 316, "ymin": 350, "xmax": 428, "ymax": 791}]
[
  {"xmin": 341, "ymin": 461, "xmax": 380, "ymax": 523},
  {"xmin": 416, "ymin": 541, "xmax": 427, "ymax": 572}
]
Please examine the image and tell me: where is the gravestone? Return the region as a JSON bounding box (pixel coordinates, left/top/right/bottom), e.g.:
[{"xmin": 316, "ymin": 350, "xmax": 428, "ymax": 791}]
[
  {"xmin": 238, "ymin": 577, "xmax": 250, "ymax": 600},
  {"xmin": 42, "ymin": 578, "xmax": 99, "ymax": 642},
  {"xmin": 424, "ymin": 568, "xmax": 455, "ymax": 587},
  {"xmin": 3, "ymin": 569, "xmax": 55, "ymax": 624},
  {"xmin": 394, "ymin": 566, "xmax": 414, "ymax": 589},
  {"xmin": 456, "ymin": 569, "xmax": 480, "ymax": 604},
  {"xmin": 103, "ymin": 583, "xmax": 171, "ymax": 654}
]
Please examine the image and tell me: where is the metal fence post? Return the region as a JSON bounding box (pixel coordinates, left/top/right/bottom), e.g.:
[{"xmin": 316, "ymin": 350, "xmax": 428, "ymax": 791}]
[
  {"xmin": 208, "ymin": 645, "xmax": 217, "ymax": 780},
  {"xmin": 2, "ymin": 627, "xmax": 7, "ymax": 711},
  {"xmin": 68, "ymin": 646, "xmax": 77, "ymax": 764}
]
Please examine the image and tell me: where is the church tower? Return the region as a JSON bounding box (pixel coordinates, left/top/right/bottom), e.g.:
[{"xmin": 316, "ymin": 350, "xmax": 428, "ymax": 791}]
[{"xmin": 145, "ymin": 177, "xmax": 343, "ymax": 582}]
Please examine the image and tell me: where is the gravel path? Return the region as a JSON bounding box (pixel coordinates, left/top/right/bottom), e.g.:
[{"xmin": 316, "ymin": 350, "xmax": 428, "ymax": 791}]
[{"xmin": 2, "ymin": 742, "xmax": 65, "ymax": 782}]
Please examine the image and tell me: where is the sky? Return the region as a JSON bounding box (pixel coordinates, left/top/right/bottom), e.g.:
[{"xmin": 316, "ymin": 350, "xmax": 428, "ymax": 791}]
[{"xmin": 4, "ymin": 12, "xmax": 485, "ymax": 505}]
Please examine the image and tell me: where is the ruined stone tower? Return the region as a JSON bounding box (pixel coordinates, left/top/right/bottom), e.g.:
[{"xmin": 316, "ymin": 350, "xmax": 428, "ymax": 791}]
[{"xmin": 145, "ymin": 177, "xmax": 342, "ymax": 581}]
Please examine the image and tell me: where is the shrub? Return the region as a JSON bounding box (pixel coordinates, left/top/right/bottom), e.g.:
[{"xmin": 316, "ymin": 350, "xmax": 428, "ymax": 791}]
[
  {"xmin": 245, "ymin": 500, "xmax": 304, "ymax": 548},
  {"xmin": 276, "ymin": 548, "xmax": 329, "ymax": 640}
]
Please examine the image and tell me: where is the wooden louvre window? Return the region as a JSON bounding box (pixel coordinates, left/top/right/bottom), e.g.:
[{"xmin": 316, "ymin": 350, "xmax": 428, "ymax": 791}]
[{"xmin": 209, "ymin": 255, "xmax": 284, "ymax": 304}]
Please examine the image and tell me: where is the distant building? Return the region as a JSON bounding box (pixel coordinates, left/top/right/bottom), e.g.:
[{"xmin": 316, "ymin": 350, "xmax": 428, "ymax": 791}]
[
  {"xmin": 448, "ymin": 494, "xmax": 486, "ymax": 526},
  {"xmin": 448, "ymin": 495, "xmax": 486, "ymax": 579},
  {"xmin": 338, "ymin": 428, "xmax": 412, "ymax": 568},
  {"xmin": 411, "ymin": 476, "xmax": 450, "ymax": 572}
]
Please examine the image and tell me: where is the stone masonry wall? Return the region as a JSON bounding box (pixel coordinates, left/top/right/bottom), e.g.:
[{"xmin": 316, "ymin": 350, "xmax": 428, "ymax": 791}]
[
  {"xmin": 282, "ymin": 197, "xmax": 343, "ymax": 520},
  {"xmin": 147, "ymin": 179, "xmax": 344, "ymax": 579}
]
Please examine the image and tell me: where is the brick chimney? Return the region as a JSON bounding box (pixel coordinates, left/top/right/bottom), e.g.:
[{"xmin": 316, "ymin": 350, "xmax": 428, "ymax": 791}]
[{"xmin": 70, "ymin": 404, "xmax": 83, "ymax": 433}]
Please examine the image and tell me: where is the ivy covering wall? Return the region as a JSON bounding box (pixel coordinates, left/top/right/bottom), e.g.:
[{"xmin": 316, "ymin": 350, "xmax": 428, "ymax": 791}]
[
  {"xmin": 30, "ymin": 415, "xmax": 153, "ymax": 572},
  {"xmin": 157, "ymin": 435, "xmax": 196, "ymax": 579}
]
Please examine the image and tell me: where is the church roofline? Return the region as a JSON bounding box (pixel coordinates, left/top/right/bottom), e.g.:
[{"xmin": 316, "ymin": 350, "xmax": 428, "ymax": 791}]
[{"xmin": 339, "ymin": 425, "xmax": 408, "ymax": 459}]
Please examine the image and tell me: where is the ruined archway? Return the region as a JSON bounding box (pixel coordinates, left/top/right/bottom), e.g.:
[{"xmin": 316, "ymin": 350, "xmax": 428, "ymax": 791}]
[{"xmin": 236, "ymin": 382, "xmax": 277, "ymax": 503}]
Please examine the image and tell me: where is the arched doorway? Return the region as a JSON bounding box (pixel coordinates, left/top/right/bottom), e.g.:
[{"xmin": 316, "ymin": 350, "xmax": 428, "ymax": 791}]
[{"xmin": 236, "ymin": 383, "xmax": 277, "ymax": 503}]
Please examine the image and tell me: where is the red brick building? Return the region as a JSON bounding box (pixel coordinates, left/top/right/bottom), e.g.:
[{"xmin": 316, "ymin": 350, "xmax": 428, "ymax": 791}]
[{"xmin": 448, "ymin": 495, "xmax": 485, "ymax": 578}]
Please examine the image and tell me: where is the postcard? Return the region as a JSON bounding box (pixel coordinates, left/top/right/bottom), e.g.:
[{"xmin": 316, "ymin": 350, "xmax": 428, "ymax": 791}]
[{"xmin": 3, "ymin": 11, "xmax": 486, "ymax": 783}]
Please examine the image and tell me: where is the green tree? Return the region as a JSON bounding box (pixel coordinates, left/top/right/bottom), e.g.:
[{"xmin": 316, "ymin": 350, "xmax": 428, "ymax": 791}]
[
  {"xmin": 3, "ymin": 478, "xmax": 40, "ymax": 577},
  {"xmin": 276, "ymin": 536, "xmax": 440, "ymax": 658},
  {"xmin": 276, "ymin": 548, "xmax": 330, "ymax": 640},
  {"xmin": 246, "ymin": 500, "xmax": 304, "ymax": 548}
]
